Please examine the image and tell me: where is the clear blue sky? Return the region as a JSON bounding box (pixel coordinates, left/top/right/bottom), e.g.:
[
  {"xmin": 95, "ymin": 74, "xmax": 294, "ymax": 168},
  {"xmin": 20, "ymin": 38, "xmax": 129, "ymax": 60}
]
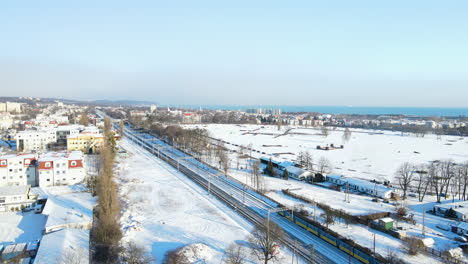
[{"xmin": 1, "ymin": 1, "xmax": 467, "ymax": 107}]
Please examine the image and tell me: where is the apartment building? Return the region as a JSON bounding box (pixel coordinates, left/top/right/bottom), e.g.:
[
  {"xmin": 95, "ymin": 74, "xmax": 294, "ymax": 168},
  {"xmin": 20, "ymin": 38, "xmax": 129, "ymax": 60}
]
[
  {"xmin": 16, "ymin": 130, "xmax": 57, "ymax": 152},
  {"xmin": 37, "ymin": 151, "xmax": 85, "ymax": 187},
  {"xmin": 0, "ymin": 154, "xmax": 37, "ymax": 187}
]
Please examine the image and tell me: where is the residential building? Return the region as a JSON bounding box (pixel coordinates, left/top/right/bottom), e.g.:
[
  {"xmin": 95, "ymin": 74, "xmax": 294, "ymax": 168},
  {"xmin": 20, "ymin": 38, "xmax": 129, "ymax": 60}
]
[
  {"xmin": 434, "ymin": 201, "xmax": 468, "ymax": 221},
  {"xmin": 326, "ymin": 174, "xmax": 394, "ymax": 199},
  {"xmin": 182, "ymin": 113, "xmax": 201, "ymax": 123},
  {"xmin": 0, "ymin": 154, "xmax": 37, "ymax": 186},
  {"xmin": 37, "ymin": 151, "xmax": 85, "ymax": 187},
  {"xmin": 0, "ymin": 102, "xmax": 23, "ymax": 113},
  {"xmin": 16, "ymin": 130, "xmax": 57, "ymax": 152},
  {"xmin": 0, "ymin": 185, "xmax": 36, "ymax": 212}
]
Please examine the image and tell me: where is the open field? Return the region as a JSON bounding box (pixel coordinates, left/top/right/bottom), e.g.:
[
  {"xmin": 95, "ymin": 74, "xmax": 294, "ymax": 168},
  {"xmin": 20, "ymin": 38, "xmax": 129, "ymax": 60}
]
[{"xmin": 186, "ymin": 124, "xmax": 468, "ymax": 182}]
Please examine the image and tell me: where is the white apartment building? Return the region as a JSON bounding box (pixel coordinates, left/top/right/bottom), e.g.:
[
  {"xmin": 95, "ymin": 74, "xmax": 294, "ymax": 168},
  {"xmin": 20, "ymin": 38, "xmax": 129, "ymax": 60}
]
[
  {"xmin": 0, "ymin": 185, "xmax": 36, "ymax": 212},
  {"xmin": 0, "ymin": 154, "xmax": 37, "ymax": 187},
  {"xmin": 37, "ymin": 151, "xmax": 85, "ymax": 187},
  {"xmin": 16, "ymin": 130, "xmax": 57, "ymax": 152},
  {"xmin": 0, "ymin": 102, "xmax": 23, "ymax": 113}
]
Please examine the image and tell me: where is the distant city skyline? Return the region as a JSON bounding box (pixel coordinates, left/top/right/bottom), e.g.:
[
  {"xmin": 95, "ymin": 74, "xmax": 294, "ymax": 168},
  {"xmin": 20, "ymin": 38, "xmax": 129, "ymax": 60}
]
[{"xmin": 1, "ymin": 1, "xmax": 467, "ymax": 107}]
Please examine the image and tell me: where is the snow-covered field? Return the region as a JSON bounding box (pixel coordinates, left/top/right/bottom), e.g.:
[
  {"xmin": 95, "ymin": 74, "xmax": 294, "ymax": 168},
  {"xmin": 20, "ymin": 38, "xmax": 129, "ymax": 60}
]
[
  {"xmin": 118, "ymin": 139, "xmax": 305, "ymax": 264},
  {"xmin": 227, "ymin": 169, "xmax": 452, "ymax": 263},
  {"xmin": 186, "ymin": 124, "xmax": 468, "ymax": 182},
  {"xmin": 179, "ymin": 124, "xmax": 468, "ymax": 263}
]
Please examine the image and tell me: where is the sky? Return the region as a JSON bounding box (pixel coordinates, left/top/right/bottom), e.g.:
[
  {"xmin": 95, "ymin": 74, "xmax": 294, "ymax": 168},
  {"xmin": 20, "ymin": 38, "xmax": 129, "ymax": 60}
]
[{"xmin": 1, "ymin": 1, "xmax": 467, "ymax": 107}]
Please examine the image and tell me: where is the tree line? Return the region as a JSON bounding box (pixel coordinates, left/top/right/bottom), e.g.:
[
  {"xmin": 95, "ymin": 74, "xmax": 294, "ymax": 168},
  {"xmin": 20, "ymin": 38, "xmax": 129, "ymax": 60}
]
[{"xmin": 395, "ymin": 160, "xmax": 468, "ymax": 203}]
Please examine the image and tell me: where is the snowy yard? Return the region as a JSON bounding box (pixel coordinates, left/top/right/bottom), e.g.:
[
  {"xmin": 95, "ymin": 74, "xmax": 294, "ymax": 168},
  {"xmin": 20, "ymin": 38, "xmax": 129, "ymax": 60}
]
[
  {"xmin": 117, "ymin": 139, "xmax": 305, "ymax": 264},
  {"xmin": 185, "ymin": 124, "xmax": 468, "ymax": 182},
  {"xmin": 0, "ymin": 211, "xmax": 46, "ymax": 247}
]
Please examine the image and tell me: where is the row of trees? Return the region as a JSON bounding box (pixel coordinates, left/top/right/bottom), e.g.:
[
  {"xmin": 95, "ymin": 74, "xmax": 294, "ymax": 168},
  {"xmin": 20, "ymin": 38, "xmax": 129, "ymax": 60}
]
[
  {"xmin": 92, "ymin": 118, "xmax": 122, "ymax": 263},
  {"xmin": 395, "ymin": 160, "xmax": 468, "ymax": 202}
]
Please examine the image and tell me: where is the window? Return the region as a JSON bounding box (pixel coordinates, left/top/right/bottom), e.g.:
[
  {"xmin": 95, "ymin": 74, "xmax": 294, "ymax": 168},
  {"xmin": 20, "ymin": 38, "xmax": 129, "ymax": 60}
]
[
  {"xmin": 45, "ymin": 162, "xmax": 51, "ymax": 167},
  {"xmin": 57, "ymin": 163, "xmax": 60, "ymax": 168},
  {"xmin": 71, "ymin": 161, "xmax": 77, "ymax": 166},
  {"xmin": 46, "ymin": 179, "xmax": 50, "ymax": 182},
  {"xmin": 56, "ymin": 171, "xmax": 60, "ymax": 175},
  {"xmin": 0, "ymin": 161, "xmax": 6, "ymax": 166}
]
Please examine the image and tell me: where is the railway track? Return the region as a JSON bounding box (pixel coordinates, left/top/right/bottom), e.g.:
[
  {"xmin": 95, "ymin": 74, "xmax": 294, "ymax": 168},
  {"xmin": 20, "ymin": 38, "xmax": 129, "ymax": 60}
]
[{"xmin": 120, "ymin": 124, "xmax": 362, "ymax": 264}]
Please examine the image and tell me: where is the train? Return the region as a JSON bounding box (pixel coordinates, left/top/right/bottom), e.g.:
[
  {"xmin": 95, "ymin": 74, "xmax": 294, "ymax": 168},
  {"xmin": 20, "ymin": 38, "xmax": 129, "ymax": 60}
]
[{"xmin": 278, "ymin": 210, "xmax": 384, "ymax": 264}]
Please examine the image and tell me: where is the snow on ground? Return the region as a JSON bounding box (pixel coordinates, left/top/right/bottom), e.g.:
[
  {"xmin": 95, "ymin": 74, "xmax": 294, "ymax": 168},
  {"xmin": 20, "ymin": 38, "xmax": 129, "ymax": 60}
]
[
  {"xmin": 228, "ymin": 167, "xmax": 440, "ymax": 263},
  {"xmin": 118, "ymin": 138, "xmax": 306, "ymax": 264},
  {"xmin": 0, "ymin": 211, "xmax": 46, "ymax": 247},
  {"xmin": 34, "ymin": 228, "xmax": 90, "ymax": 264},
  {"xmin": 186, "ymin": 124, "xmax": 468, "ymax": 182}
]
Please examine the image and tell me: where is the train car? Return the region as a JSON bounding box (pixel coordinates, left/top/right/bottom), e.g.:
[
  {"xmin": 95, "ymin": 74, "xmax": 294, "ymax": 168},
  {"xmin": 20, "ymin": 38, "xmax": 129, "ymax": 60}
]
[
  {"xmin": 353, "ymin": 248, "xmax": 372, "ymax": 264},
  {"xmin": 277, "ymin": 210, "xmax": 378, "ymax": 264},
  {"xmin": 337, "ymin": 240, "xmax": 353, "ymax": 256},
  {"xmin": 319, "ymin": 231, "xmax": 338, "ymax": 246}
]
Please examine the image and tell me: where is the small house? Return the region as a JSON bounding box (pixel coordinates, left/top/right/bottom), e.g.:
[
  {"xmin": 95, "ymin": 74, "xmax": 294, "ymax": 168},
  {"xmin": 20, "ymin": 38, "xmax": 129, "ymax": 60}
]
[
  {"xmin": 283, "ymin": 166, "xmax": 312, "ymax": 180},
  {"xmin": 434, "ymin": 201, "xmax": 468, "ymax": 221},
  {"xmin": 374, "ymin": 217, "xmax": 394, "ymax": 230}
]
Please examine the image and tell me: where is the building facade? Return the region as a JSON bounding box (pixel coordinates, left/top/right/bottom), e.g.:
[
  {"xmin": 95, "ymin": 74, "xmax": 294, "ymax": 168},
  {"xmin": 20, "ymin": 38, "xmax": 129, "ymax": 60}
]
[
  {"xmin": 16, "ymin": 130, "xmax": 57, "ymax": 152},
  {"xmin": 37, "ymin": 151, "xmax": 85, "ymax": 187},
  {"xmin": 0, "ymin": 154, "xmax": 37, "ymax": 187}
]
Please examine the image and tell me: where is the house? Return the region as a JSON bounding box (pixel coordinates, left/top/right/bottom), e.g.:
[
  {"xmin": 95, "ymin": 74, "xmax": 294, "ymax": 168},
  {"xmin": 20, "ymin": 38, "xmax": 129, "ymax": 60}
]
[
  {"xmin": 326, "ymin": 174, "xmax": 394, "ymax": 199},
  {"xmin": 37, "ymin": 151, "xmax": 85, "ymax": 187},
  {"xmin": 259, "ymin": 157, "xmax": 312, "ymax": 180},
  {"xmin": 434, "ymin": 201, "xmax": 468, "ymax": 221},
  {"xmin": 283, "ymin": 166, "xmax": 312, "ymax": 180},
  {"xmin": 0, "ymin": 185, "xmax": 37, "ymax": 212},
  {"xmin": 182, "ymin": 113, "xmax": 201, "ymax": 123},
  {"xmin": 0, "ymin": 154, "xmax": 37, "ymax": 187},
  {"xmin": 451, "ymin": 222, "xmax": 468, "ymax": 236},
  {"xmin": 372, "ymin": 217, "xmax": 394, "ymax": 230}
]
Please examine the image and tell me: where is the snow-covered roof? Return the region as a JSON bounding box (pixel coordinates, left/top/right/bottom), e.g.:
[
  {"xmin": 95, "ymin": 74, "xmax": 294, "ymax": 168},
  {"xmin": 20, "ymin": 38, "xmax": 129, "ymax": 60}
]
[
  {"xmin": 455, "ymin": 222, "xmax": 468, "ymax": 231},
  {"xmin": 435, "ymin": 201, "xmax": 468, "ymax": 215},
  {"xmin": 379, "ymin": 217, "xmax": 394, "ymax": 223},
  {"xmin": 0, "ymin": 185, "xmax": 30, "ymax": 196},
  {"xmin": 279, "ymin": 161, "xmax": 296, "ymax": 168},
  {"xmin": 284, "ymin": 166, "xmax": 311, "ymax": 177},
  {"xmin": 0, "ymin": 153, "xmax": 36, "ymax": 160},
  {"xmin": 39, "ymin": 150, "xmax": 83, "ymax": 161},
  {"xmin": 344, "ymin": 177, "xmax": 393, "ymax": 193},
  {"xmin": 41, "ymin": 189, "xmax": 96, "ymax": 231},
  {"xmin": 35, "ymin": 228, "xmax": 90, "ymax": 264}
]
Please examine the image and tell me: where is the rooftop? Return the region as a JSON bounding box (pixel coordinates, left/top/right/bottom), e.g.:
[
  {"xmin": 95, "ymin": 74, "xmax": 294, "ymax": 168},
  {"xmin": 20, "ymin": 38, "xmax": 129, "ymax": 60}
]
[{"xmin": 0, "ymin": 185, "xmax": 30, "ymax": 196}]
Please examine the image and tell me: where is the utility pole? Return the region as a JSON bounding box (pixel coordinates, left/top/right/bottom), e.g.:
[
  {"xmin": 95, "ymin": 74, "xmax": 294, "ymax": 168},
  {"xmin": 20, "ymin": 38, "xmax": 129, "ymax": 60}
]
[
  {"xmin": 373, "ymin": 232, "xmax": 376, "ymax": 255},
  {"xmin": 422, "ymin": 207, "xmax": 426, "ymax": 236}
]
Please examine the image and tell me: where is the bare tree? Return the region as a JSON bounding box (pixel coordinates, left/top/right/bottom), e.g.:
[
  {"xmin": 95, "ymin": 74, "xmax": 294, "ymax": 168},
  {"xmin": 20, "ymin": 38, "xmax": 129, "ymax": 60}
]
[
  {"xmin": 299, "ymin": 150, "xmax": 313, "ymax": 171},
  {"xmin": 320, "ymin": 126, "xmax": 329, "ymax": 137},
  {"xmin": 395, "ymin": 162, "xmax": 415, "ymax": 199},
  {"xmin": 342, "ymin": 128, "xmax": 352, "ymax": 143},
  {"xmin": 79, "ymin": 109, "xmax": 89, "ymax": 126},
  {"xmin": 440, "ymin": 160, "xmax": 456, "ymax": 200},
  {"xmin": 414, "ymin": 165, "xmax": 430, "ymax": 202},
  {"xmin": 248, "ymin": 221, "xmax": 284, "ymax": 264},
  {"xmin": 60, "ymin": 248, "xmax": 88, "ymax": 264},
  {"xmin": 223, "ymin": 243, "xmax": 246, "ymax": 264},
  {"xmin": 459, "ymin": 162, "xmax": 468, "ymax": 200},
  {"xmin": 428, "ymin": 161, "xmax": 444, "ymax": 203},
  {"xmin": 316, "ymin": 157, "xmax": 332, "ymax": 175},
  {"xmin": 121, "ymin": 241, "xmax": 155, "ymax": 264}
]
